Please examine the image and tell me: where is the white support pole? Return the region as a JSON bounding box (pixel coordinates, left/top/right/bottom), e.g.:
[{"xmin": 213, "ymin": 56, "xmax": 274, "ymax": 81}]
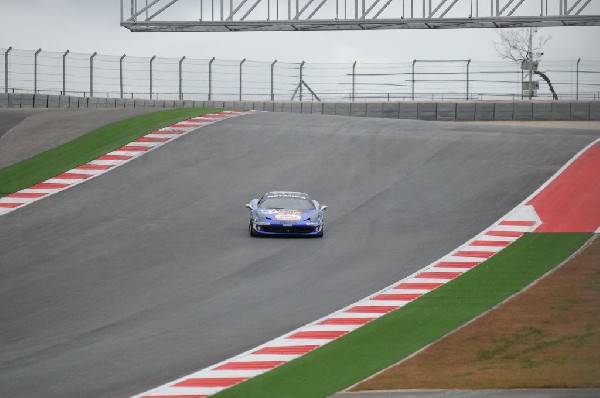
[
  {"xmin": 271, "ymin": 60, "xmax": 277, "ymax": 101},
  {"xmin": 62, "ymin": 50, "xmax": 69, "ymax": 96},
  {"xmin": 120, "ymin": 54, "xmax": 126, "ymax": 99},
  {"xmin": 239, "ymin": 58, "xmax": 246, "ymax": 100},
  {"xmin": 352, "ymin": 61, "xmax": 356, "ymax": 102},
  {"xmin": 208, "ymin": 57, "xmax": 215, "ymax": 100},
  {"xmin": 150, "ymin": 55, "xmax": 156, "ymax": 99},
  {"xmin": 90, "ymin": 52, "xmax": 98, "ymax": 97},
  {"xmin": 34, "ymin": 48, "xmax": 42, "ymax": 94},
  {"xmin": 299, "ymin": 61, "xmax": 305, "ymax": 101},
  {"xmin": 179, "ymin": 56, "xmax": 186, "ymax": 100},
  {"xmin": 4, "ymin": 47, "xmax": 12, "ymax": 94}
]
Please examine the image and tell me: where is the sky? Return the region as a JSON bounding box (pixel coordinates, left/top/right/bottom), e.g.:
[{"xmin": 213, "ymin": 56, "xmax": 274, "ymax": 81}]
[{"xmin": 1, "ymin": 0, "xmax": 599, "ymax": 64}]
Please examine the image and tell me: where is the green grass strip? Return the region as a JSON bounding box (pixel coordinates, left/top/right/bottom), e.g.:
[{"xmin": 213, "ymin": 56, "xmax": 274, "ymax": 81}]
[
  {"xmin": 214, "ymin": 232, "xmax": 592, "ymax": 398},
  {"xmin": 0, "ymin": 107, "xmax": 222, "ymax": 196}
]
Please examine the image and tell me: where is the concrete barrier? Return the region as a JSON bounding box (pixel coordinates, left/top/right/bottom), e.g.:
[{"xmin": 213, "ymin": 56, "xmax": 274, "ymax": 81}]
[
  {"xmin": 311, "ymin": 102, "xmax": 323, "ymax": 114},
  {"xmin": 350, "ymin": 103, "xmax": 367, "ymax": 117},
  {"xmin": 8, "ymin": 94, "xmax": 21, "ymax": 108},
  {"xmin": 48, "ymin": 95, "xmax": 61, "ymax": 108},
  {"xmin": 34, "ymin": 94, "xmax": 49, "ymax": 108},
  {"xmin": 323, "ymin": 103, "xmax": 336, "ymax": 115},
  {"xmin": 106, "ymin": 98, "xmax": 117, "ymax": 108},
  {"xmin": 514, "ymin": 102, "xmax": 533, "ymax": 120},
  {"xmin": 382, "ymin": 103, "xmax": 400, "ymax": 119},
  {"xmin": 400, "ymin": 103, "xmax": 418, "ymax": 120},
  {"xmin": 436, "ymin": 103, "xmax": 456, "ymax": 121},
  {"xmin": 532, "ymin": 102, "xmax": 552, "ymax": 120},
  {"xmin": 87, "ymin": 97, "xmax": 99, "ymax": 108},
  {"xmin": 366, "ymin": 103, "xmax": 383, "ymax": 118},
  {"xmin": 494, "ymin": 102, "xmax": 514, "ymax": 121},
  {"xmin": 456, "ymin": 103, "xmax": 475, "ymax": 121},
  {"xmin": 475, "ymin": 102, "xmax": 495, "ymax": 121},
  {"xmin": 59, "ymin": 96, "xmax": 71, "ymax": 108},
  {"xmin": 417, "ymin": 103, "xmax": 437, "ymax": 121},
  {"xmin": 570, "ymin": 102, "xmax": 589, "ymax": 120},
  {"xmin": 335, "ymin": 103, "xmax": 351, "ymax": 116},
  {"xmin": 590, "ymin": 101, "xmax": 600, "ymax": 121},
  {"xmin": 21, "ymin": 94, "xmax": 34, "ymax": 108},
  {"xmin": 6, "ymin": 95, "xmax": 597, "ymax": 121},
  {"xmin": 550, "ymin": 102, "xmax": 570, "ymax": 120}
]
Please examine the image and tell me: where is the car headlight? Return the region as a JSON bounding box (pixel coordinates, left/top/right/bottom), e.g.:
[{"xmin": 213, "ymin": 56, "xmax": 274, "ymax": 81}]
[
  {"xmin": 255, "ymin": 210, "xmax": 267, "ymax": 221},
  {"xmin": 254, "ymin": 210, "xmax": 271, "ymax": 225},
  {"xmin": 309, "ymin": 212, "xmax": 322, "ymax": 223}
]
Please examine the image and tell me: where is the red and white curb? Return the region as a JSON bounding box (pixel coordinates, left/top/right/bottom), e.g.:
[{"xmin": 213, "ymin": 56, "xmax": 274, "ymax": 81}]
[
  {"xmin": 136, "ymin": 138, "xmax": 600, "ymax": 398},
  {"xmin": 0, "ymin": 111, "xmax": 255, "ymax": 216}
]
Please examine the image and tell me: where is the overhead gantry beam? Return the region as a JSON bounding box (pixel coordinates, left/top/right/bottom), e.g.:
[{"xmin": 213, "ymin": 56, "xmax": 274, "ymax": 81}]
[{"xmin": 120, "ymin": 0, "xmax": 600, "ymax": 32}]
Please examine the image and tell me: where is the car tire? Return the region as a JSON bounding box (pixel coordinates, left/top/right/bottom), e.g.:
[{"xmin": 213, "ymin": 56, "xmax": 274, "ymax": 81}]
[{"xmin": 249, "ymin": 223, "xmax": 255, "ymax": 237}]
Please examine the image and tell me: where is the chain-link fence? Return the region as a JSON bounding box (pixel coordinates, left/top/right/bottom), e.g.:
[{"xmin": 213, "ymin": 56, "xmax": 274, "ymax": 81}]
[{"xmin": 2, "ymin": 47, "xmax": 599, "ymax": 101}]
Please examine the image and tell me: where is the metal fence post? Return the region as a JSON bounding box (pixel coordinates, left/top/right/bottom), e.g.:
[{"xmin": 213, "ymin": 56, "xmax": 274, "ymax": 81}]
[
  {"xmin": 299, "ymin": 61, "xmax": 305, "ymax": 101},
  {"xmin": 149, "ymin": 55, "xmax": 156, "ymax": 99},
  {"xmin": 239, "ymin": 58, "xmax": 246, "ymax": 101},
  {"xmin": 34, "ymin": 48, "xmax": 42, "ymax": 94},
  {"xmin": 576, "ymin": 58, "xmax": 581, "ymax": 100},
  {"xmin": 208, "ymin": 57, "xmax": 215, "ymax": 101},
  {"xmin": 411, "ymin": 59, "xmax": 416, "ymax": 101},
  {"xmin": 352, "ymin": 61, "xmax": 356, "ymax": 102},
  {"xmin": 5, "ymin": 47, "xmax": 12, "ymax": 93},
  {"xmin": 466, "ymin": 59, "xmax": 471, "ymax": 100},
  {"xmin": 62, "ymin": 50, "xmax": 69, "ymax": 95},
  {"xmin": 90, "ymin": 52, "xmax": 97, "ymax": 97},
  {"xmin": 270, "ymin": 59, "xmax": 277, "ymax": 101},
  {"xmin": 179, "ymin": 56, "xmax": 185, "ymax": 100},
  {"xmin": 119, "ymin": 54, "xmax": 126, "ymax": 98}
]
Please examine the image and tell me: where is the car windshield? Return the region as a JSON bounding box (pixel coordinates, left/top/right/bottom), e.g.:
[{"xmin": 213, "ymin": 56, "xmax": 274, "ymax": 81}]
[{"xmin": 259, "ymin": 197, "xmax": 315, "ymax": 210}]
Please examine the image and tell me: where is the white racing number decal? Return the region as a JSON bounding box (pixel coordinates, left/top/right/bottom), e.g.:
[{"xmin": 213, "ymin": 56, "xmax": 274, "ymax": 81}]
[{"xmin": 274, "ymin": 210, "xmax": 302, "ymax": 221}]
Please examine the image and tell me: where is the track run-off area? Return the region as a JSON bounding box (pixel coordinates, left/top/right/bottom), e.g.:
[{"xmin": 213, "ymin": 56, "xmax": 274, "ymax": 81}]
[{"xmin": 0, "ymin": 111, "xmax": 599, "ymax": 397}]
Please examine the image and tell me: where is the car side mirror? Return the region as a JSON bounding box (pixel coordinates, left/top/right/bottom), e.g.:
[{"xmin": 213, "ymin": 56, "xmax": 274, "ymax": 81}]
[
  {"xmin": 320, "ymin": 205, "xmax": 328, "ymax": 211},
  {"xmin": 245, "ymin": 203, "xmax": 253, "ymax": 210}
]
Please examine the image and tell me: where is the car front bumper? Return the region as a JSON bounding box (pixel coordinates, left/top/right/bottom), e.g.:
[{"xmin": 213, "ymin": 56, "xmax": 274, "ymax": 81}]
[{"xmin": 252, "ymin": 221, "xmax": 323, "ymax": 236}]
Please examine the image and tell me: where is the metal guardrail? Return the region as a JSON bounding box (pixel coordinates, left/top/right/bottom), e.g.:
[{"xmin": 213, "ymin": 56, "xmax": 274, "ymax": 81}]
[{"xmin": 2, "ymin": 47, "xmax": 600, "ymax": 101}]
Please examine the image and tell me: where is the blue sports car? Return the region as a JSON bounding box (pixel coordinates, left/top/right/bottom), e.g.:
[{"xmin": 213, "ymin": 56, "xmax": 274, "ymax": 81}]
[{"xmin": 246, "ymin": 191, "xmax": 327, "ymax": 237}]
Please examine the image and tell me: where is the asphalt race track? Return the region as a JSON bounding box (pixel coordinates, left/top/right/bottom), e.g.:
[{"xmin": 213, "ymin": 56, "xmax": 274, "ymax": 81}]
[{"xmin": 1, "ymin": 112, "xmax": 599, "ymax": 397}]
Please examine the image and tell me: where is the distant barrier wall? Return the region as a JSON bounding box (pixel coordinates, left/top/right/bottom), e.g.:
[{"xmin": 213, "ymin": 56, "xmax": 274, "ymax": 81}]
[{"xmin": 1, "ymin": 94, "xmax": 599, "ymax": 121}]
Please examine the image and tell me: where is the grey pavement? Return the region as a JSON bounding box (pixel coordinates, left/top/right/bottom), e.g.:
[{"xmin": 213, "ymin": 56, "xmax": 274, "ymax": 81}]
[
  {"xmin": 0, "ymin": 112, "xmax": 598, "ymax": 397},
  {"xmin": 0, "ymin": 108, "xmax": 155, "ymax": 168}
]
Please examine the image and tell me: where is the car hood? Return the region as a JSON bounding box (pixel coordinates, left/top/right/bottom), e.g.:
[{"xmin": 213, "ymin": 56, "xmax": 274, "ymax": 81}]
[{"xmin": 258, "ymin": 208, "xmax": 319, "ymax": 221}]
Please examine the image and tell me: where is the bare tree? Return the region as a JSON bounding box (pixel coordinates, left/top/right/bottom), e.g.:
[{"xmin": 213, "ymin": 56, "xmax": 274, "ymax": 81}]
[
  {"xmin": 494, "ymin": 28, "xmax": 558, "ymax": 100},
  {"xmin": 494, "ymin": 28, "xmax": 550, "ymax": 62}
]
